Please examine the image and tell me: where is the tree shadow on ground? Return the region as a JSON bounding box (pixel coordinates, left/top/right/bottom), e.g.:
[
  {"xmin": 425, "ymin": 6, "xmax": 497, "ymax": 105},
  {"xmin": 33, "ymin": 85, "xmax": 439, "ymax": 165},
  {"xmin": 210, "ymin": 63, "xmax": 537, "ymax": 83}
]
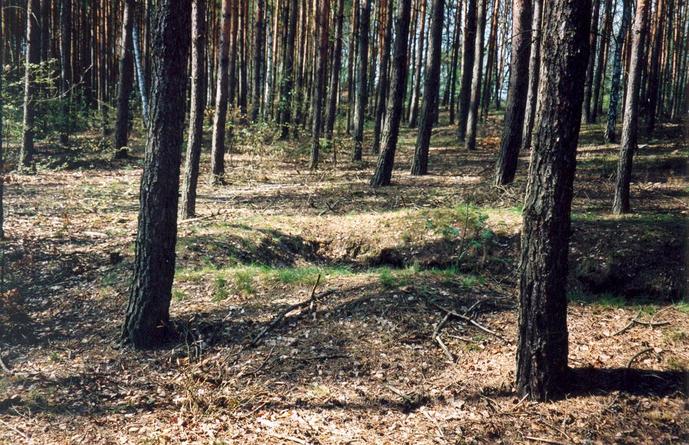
[{"xmin": 568, "ymin": 367, "xmax": 688, "ymax": 398}]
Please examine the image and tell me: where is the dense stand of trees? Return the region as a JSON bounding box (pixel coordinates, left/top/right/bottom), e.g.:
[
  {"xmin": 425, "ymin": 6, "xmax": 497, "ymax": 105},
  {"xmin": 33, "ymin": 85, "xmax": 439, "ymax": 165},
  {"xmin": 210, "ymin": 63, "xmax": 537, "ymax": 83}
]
[{"xmin": 1, "ymin": 0, "xmax": 688, "ymax": 400}]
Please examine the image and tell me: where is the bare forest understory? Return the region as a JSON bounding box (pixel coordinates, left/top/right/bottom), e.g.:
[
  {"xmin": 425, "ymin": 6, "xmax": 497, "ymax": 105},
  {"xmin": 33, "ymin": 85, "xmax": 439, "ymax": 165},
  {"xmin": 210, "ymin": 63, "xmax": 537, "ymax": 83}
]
[{"xmin": 1, "ymin": 115, "xmax": 688, "ymax": 444}]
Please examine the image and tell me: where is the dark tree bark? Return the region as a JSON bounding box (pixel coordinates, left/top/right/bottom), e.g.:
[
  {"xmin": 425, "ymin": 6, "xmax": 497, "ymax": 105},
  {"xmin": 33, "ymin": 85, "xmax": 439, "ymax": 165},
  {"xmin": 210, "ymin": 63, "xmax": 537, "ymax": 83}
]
[
  {"xmin": 0, "ymin": 0, "xmax": 4, "ymax": 238},
  {"xmin": 227, "ymin": 0, "xmax": 238, "ymax": 107},
  {"xmin": 582, "ymin": 0, "xmax": 600, "ymax": 123},
  {"xmin": 520, "ymin": 0, "xmax": 543, "ymax": 153},
  {"xmin": 310, "ymin": 0, "xmax": 330, "ymax": 169},
  {"xmin": 410, "ymin": 0, "xmax": 445, "ymax": 175},
  {"xmin": 457, "ymin": 0, "xmax": 477, "ymax": 141},
  {"xmin": 181, "ymin": 0, "xmax": 207, "ymax": 219},
  {"xmin": 493, "ymin": 0, "xmax": 533, "ymax": 185},
  {"xmin": 352, "ymin": 0, "xmax": 372, "ymax": 161},
  {"xmin": 605, "ymin": 0, "xmax": 631, "ymax": 143},
  {"xmin": 250, "ymin": 0, "xmax": 265, "ymax": 121},
  {"xmin": 516, "ymin": 0, "xmax": 591, "ymax": 401},
  {"xmin": 278, "ymin": 0, "xmax": 298, "ymax": 140},
  {"xmin": 408, "ymin": 0, "xmax": 428, "ymax": 128},
  {"xmin": 371, "ymin": 0, "xmax": 412, "ymax": 187},
  {"xmin": 238, "ymin": 0, "xmax": 248, "ymax": 116},
  {"xmin": 20, "ymin": 0, "xmax": 40, "ymax": 170},
  {"xmin": 613, "ymin": 0, "xmax": 650, "ymax": 214},
  {"xmin": 591, "ymin": 0, "xmax": 613, "ymax": 123},
  {"xmin": 122, "ymin": 0, "xmax": 191, "ymax": 349},
  {"xmin": 210, "ymin": 0, "xmax": 231, "ymax": 181},
  {"xmin": 464, "ymin": 0, "xmax": 486, "ymax": 151},
  {"xmin": 114, "ymin": 0, "xmax": 135, "ymax": 158},
  {"xmin": 325, "ymin": 0, "xmax": 346, "ymax": 140},
  {"xmin": 372, "ymin": 0, "xmax": 393, "ymax": 154},
  {"xmin": 59, "ymin": 0, "xmax": 72, "ymax": 144}
]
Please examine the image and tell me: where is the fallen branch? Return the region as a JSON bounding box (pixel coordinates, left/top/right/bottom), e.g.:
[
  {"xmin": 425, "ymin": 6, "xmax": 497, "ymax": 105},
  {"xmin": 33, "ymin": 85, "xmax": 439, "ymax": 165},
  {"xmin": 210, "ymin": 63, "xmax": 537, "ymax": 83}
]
[
  {"xmin": 0, "ymin": 354, "xmax": 12, "ymax": 374},
  {"xmin": 265, "ymin": 432, "xmax": 308, "ymax": 445},
  {"xmin": 0, "ymin": 418, "xmax": 28, "ymax": 441},
  {"xmin": 430, "ymin": 302, "xmax": 509, "ymax": 344},
  {"xmin": 249, "ymin": 275, "xmax": 324, "ymax": 347},
  {"xmin": 627, "ymin": 347, "xmax": 655, "ymax": 369},
  {"xmin": 435, "ymin": 336, "xmax": 455, "ymax": 363},
  {"xmin": 613, "ymin": 311, "xmax": 671, "ymax": 336},
  {"xmin": 524, "ymin": 436, "xmax": 567, "ymax": 445}
]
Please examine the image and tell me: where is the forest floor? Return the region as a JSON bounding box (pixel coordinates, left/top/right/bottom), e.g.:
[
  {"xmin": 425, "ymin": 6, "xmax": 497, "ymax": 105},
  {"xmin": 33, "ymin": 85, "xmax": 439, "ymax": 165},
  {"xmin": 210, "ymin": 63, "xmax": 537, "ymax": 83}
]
[{"xmin": 0, "ymin": 113, "xmax": 688, "ymax": 444}]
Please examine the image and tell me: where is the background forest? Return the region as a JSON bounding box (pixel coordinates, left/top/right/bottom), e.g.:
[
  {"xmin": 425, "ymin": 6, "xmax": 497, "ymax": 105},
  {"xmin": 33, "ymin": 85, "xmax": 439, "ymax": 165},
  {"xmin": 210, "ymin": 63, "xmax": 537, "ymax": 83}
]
[{"xmin": 0, "ymin": 0, "xmax": 688, "ymax": 443}]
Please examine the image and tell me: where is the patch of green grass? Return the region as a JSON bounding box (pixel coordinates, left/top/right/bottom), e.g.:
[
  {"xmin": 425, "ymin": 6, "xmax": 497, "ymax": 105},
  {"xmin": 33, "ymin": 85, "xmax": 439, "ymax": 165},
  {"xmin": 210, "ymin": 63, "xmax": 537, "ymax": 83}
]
[
  {"xmin": 378, "ymin": 265, "xmax": 419, "ymax": 289},
  {"xmin": 212, "ymin": 276, "xmax": 230, "ymax": 301},
  {"xmin": 674, "ymin": 301, "xmax": 689, "ymax": 314},
  {"xmin": 232, "ymin": 269, "xmax": 255, "ymax": 296},
  {"xmin": 172, "ymin": 289, "xmax": 188, "ymax": 302}
]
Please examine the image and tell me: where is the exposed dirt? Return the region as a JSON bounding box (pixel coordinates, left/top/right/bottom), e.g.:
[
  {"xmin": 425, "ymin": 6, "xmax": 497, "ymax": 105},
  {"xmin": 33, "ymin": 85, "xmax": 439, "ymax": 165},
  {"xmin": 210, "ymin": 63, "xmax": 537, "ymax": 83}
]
[{"xmin": 0, "ymin": 115, "xmax": 688, "ymax": 444}]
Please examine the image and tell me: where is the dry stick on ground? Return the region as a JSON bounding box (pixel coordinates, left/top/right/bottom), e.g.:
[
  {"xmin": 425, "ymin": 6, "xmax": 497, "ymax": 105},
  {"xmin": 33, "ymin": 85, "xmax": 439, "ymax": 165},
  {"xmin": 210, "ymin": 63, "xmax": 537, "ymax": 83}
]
[
  {"xmin": 430, "ymin": 302, "xmax": 509, "ymax": 343},
  {"xmin": 0, "ymin": 354, "xmax": 11, "ymax": 374},
  {"xmin": 421, "ymin": 410, "xmax": 448, "ymax": 444},
  {"xmin": 537, "ymin": 419, "xmax": 574, "ymax": 443},
  {"xmin": 524, "ymin": 436, "xmax": 567, "ymax": 445},
  {"xmin": 435, "ymin": 335, "xmax": 455, "ymax": 362},
  {"xmin": 0, "ymin": 418, "xmax": 28, "ymax": 441},
  {"xmin": 613, "ymin": 311, "xmax": 671, "ymax": 336},
  {"xmin": 627, "ymin": 347, "xmax": 656, "ymax": 369},
  {"xmin": 249, "ymin": 274, "xmax": 324, "ymax": 347}
]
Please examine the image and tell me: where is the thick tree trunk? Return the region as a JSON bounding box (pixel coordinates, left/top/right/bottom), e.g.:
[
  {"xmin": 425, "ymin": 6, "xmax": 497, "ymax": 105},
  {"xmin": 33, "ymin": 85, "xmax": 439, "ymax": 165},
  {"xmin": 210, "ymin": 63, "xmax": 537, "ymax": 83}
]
[
  {"xmin": 114, "ymin": 0, "xmax": 135, "ymax": 158},
  {"xmin": 238, "ymin": 0, "xmax": 248, "ymax": 116},
  {"xmin": 59, "ymin": 0, "xmax": 72, "ymax": 144},
  {"xmin": 122, "ymin": 0, "xmax": 191, "ymax": 349},
  {"xmin": 278, "ymin": 0, "xmax": 299, "ymax": 140},
  {"xmin": 520, "ymin": 0, "xmax": 543, "ymax": 153},
  {"xmin": 352, "ymin": 0, "xmax": 372, "ymax": 160},
  {"xmin": 457, "ymin": 0, "xmax": 477, "ymax": 141},
  {"xmin": 464, "ymin": 0, "xmax": 486, "ymax": 151},
  {"xmin": 408, "ymin": 0, "xmax": 428, "ymax": 128},
  {"xmin": 613, "ymin": 0, "xmax": 650, "ymax": 214},
  {"xmin": 605, "ymin": 0, "xmax": 632, "ymax": 143},
  {"xmin": 372, "ymin": 0, "xmax": 393, "ymax": 154},
  {"xmin": 325, "ymin": 0, "xmax": 346, "ymax": 140},
  {"xmin": 250, "ymin": 0, "xmax": 265, "ymax": 121},
  {"xmin": 493, "ymin": 0, "xmax": 533, "ymax": 185},
  {"xmin": 371, "ymin": 0, "xmax": 412, "ymax": 187},
  {"xmin": 582, "ymin": 0, "xmax": 600, "ymax": 123},
  {"xmin": 310, "ymin": 0, "xmax": 330, "ymax": 169},
  {"xmin": 20, "ymin": 0, "xmax": 40, "ymax": 170},
  {"xmin": 347, "ymin": 0, "xmax": 359, "ymax": 135},
  {"xmin": 181, "ymin": 0, "xmax": 207, "ymax": 219},
  {"xmin": 591, "ymin": 0, "xmax": 613, "ymax": 123},
  {"xmin": 210, "ymin": 0, "xmax": 231, "ymax": 181},
  {"xmin": 0, "ymin": 0, "xmax": 4, "ymax": 238},
  {"xmin": 516, "ymin": 0, "xmax": 591, "ymax": 401},
  {"xmin": 410, "ymin": 0, "xmax": 444, "ymax": 175}
]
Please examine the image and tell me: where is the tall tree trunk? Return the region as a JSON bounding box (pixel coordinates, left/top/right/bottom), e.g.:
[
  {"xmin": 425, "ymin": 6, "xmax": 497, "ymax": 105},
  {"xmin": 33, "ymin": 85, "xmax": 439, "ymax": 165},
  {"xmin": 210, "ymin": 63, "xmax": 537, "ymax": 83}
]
[
  {"xmin": 20, "ymin": 0, "xmax": 40, "ymax": 170},
  {"xmin": 448, "ymin": 1, "xmax": 462, "ymax": 125},
  {"xmin": 582, "ymin": 0, "xmax": 600, "ymax": 123},
  {"xmin": 481, "ymin": 0, "xmax": 499, "ymax": 119},
  {"xmin": 113, "ymin": 0, "xmax": 135, "ymax": 158},
  {"xmin": 0, "ymin": 0, "xmax": 4, "ymax": 238},
  {"xmin": 464, "ymin": 0, "xmax": 486, "ymax": 151},
  {"xmin": 347, "ymin": 0, "xmax": 359, "ymax": 135},
  {"xmin": 613, "ymin": 0, "xmax": 650, "ymax": 214},
  {"xmin": 410, "ymin": 0, "xmax": 445, "ymax": 175},
  {"xmin": 133, "ymin": 18, "xmax": 149, "ymax": 126},
  {"xmin": 122, "ymin": 0, "xmax": 191, "ymax": 349},
  {"xmin": 325, "ymin": 0, "xmax": 346, "ymax": 140},
  {"xmin": 59, "ymin": 0, "xmax": 72, "ymax": 144},
  {"xmin": 250, "ymin": 0, "xmax": 265, "ymax": 121},
  {"xmin": 605, "ymin": 0, "xmax": 632, "ymax": 143},
  {"xmin": 493, "ymin": 0, "xmax": 533, "ymax": 185},
  {"xmin": 372, "ymin": 0, "xmax": 393, "ymax": 154},
  {"xmin": 520, "ymin": 0, "xmax": 543, "ymax": 152},
  {"xmin": 279, "ymin": 0, "xmax": 299, "ymax": 139},
  {"xmin": 310, "ymin": 0, "xmax": 330, "ymax": 168},
  {"xmin": 517, "ymin": 0, "xmax": 591, "ymax": 401},
  {"xmin": 227, "ymin": 0, "xmax": 238, "ymax": 107},
  {"xmin": 408, "ymin": 0, "xmax": 428, "ymax": 128},
  {"xmin": 352, "ymin": 0, "xmax": 372, "ymax": 160},
  {"xmin": 591, "ymin": 0, "xmax": 613, "ymax": 123},
  {"xmin": 181, "ymin": 0, "xmax": 207, "ymax": 219},
  {"xmin": 210, "ymin": 0, "xmax": 231, "ymax": 181},
  {"xmin": 371, "ymin": 0, "xmax": 412, "ymax": 187},
  {"xmin": 238, "ymin": 0, "xmax": 248, "ymax": 116},
  {"xmin": 457, "ymin": 0, "xmax": 477, "ymax": 141},
  {"xmin": 646, "ymin": 0, "xmax": 664, "ymax": 134}
]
